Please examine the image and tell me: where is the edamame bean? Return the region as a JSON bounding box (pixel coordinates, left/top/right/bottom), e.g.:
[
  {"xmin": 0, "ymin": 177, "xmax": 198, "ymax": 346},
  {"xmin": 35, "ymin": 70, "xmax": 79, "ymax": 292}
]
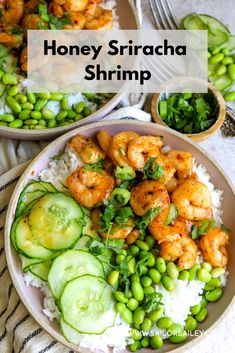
[
  {"xmin": 38, "ymin": 119, "xmax": 46, "ymax": 126},
  {"xmin": 134, "ymin": 323, "xmax": 140, "ymax": 329},
  {"xmin": 148, "ymin": 308, "xmax": 164, "ymax": 321},
  {"xmin": 127, "ymin": 298, "xmax": 139, "ymax": 311},
  {"xmin": 131, "ymin": 329, "xmax": 142, "ymax": 341},
  {"xmin": 22, "ymin": 102, "xmax": 34, "ymax": 110},
  {"xmin": 228, "ymin": 64, "xmax": 235, "ymax": 80},
  {"xmin": 9, "ymin": 119, "xmax": 23, "ymax": 128},
  {"xmin": 207, "ymin": 51, "xmax": 211, "ymax": 58},
  {"xmin": 18, "ymin": 110, "xmax": 31, "ymax": 120},
  {"xmin": 5, "ymin": 96, "xmax": 21, "ymax": 113},
  {"xmin": 178, "ymin": 270, "xmax": 189, "ymax": 281},
  {"xmin": 205, "ymin": 288, "xmax": 223, "ymax": 302},
  {"xmin": 108, "ymin": 270, "xmax": 119, "ymax": 286},
  {"xmin": 7, "ymin": 85, "xmax": 18, "ymax": 97},
  {"xmin": 149, "ymin": 269, "xmax": 161, "ymax": 284},
  {"xmin": 50, "ymin": 93, "xmax": 63, "ymax": 101},
  {"xmin": 207, "ymin": 278, "xmax": 221, "ymax": 288},
  {"xmin": 129, "ymin": 341, "xmax": 141, "ymax": 352},
  {"xmin": 156, "ymin": 257, "xmax": 166, "ymax": 273},
  {"xmin": 150, "ymin": 335, "xmax": 163, "ymax": 349},
  {"xmin": 0, "ymin": 113, "xmax": 14, "ymax": 122},
  {"xmin": 56, "ymin": 111, "xmax": 68, "ymax": 122},
  {"xmin": 36, "ymin": 92, "xmax": 51, "ymax": 100},
  {"xmin": 0, "ymin": 69, "xmax": 5, "ymax": 79},
  {"xmin": 67, "ymin": 110, "xmax": 77, "ymax": 119},
  {"xmin": 201, "ymin": 262, "xmax": 212, "ymax": 272},
  {"xmin": 135, "ymin": 240, "xmax": 150, "ymax": 252},
  {"xmin": 127, "ymin": 256, "xmax": 136, "ymax": 274},
  {"xmin": 129, "ymin": 245, "xmax": 139, "ymax": 256},
  {"xmin": 31, "ymin": 111, "xmax": 42, "ymax": 120},
  {"xmin": 27, "ymin": 93, "xmax": 36, "ymax": 104},
  {"xmin": 21, "ymin": 125, "xmax": 29, "ymax": 129},
  {"xmin": 197, "ymin": 268, "xmax": 211, "ymax": 283},
  {"xmin": 184, "ymin": 316, "xmax": 197, "ymax": 331},
  {"xmin": 222, "ymin": 56, "xmax": 233, "ymax": 65},
  {"xmin": 162, "ymin": 276, "xmax": 174, "ymax": 291},
  {"xmin": 195, "ymin": 307, "xmax": 208, "ymax": 322},
  {"xmin": 141, "ymin": 337, "xmax": 150, "ymax": 348},
  {"xmin": 216, "ymin": 64, "xmax": 227, "ymax": 76},
  {"xmin": 212, "ymin": 47, "xmax": 221, "ymax": 55},
  {"xmin": 145, "ymin": 235, "xmax": 155, "ymax": 249},
  {"xmin": 34, "ymin": 125, "xmax": 45, "ymax": 130},
  {"xmin": 61, "ymin": 97, "xmax": 69, "ymax": 110},
  {"xmin": 156, "ymin": 316, "xmax": 173, "ymax": 329},
  {"xmin": 133, "ymin": 307, "xmax": 145, "ymax": 324},
  {"xmin": 74, "ymin": 114, "xmax": 83, "ymax": 121},
  {"xmin": 211, "ymin": 267, "xmax": 225, "ymax": 278},
  {"xmin": 131, "ymin": 274, "xmax": 140, "ymax": 282},
  {"xmin": 141, "ymin": 317, "xmax": 152, "ymax": 331},
  {"xmin": 116, "ymin": 254, "xmax": 125, "ymax": 265},
  {"xmin": 167, "ymin": 323, "xmax": 183, "ymax": 336},
  {"xmin": 34, "ymin": 99, "xmax": 47, "ymax": 111},
  {"xmin": 224, "ymin": 91, "xmax": 235, "ymax": 102},
  {"xmin": 169, "ymin": 330, "xmax": 187, "ymax": 343},
  {"xmin": 143, "ymin": 286, "xmax": 155, "ymax": 295},
  {"xmin": 47, "ymin": 119, "xmax": 57, "ymax": 128},
  {"xmin": 24, "ymin": 119, "xmax": 38, "ymax": 125},
  {"xmin": 115, "ymin": 302, "xmax": 126, "ymax": 313},
  {"xmin": 2, "ymin": 73, "xmax": 18, "ymax": 85},
  {"xmin": 0, "ymin": 121, "xmax": 8, "ymax": 126},
  {"xmin": 141, "ymin": 276, "xmax": 152, "ymax": 287},
  {"xmin": 121, "ymin": 308, "xmax": 133, "ymax": 324},
  {"xmin": 114, "ymin": 291, "xmax": 128, "ymax": 303},
  {"xmin": 188, "ymin": 264, "xmax": 200, "ymax": 281},
  {"xmin": 190, "ymin": 303, "xmax": 201, "ymax": 315},
  {"xmin": 75, "ymin": 101, "xmax": 86, "ymax": 113},
  {"xmin": 147, "ymin": 253, "xmax": 155, "ymax": 267},
  {"xmin": 15, "ymin": 94, "xmax": 27, "ymax": 104},
  {"xmin": 209, "ymin": 53, "xmax": 224, "ymax": 64},
  {"xmin": 132, "ymin": 281, "xmax": 144, "ymax": 301},
  {"xmin": 221, "ymin": 48, "xmax": 230, "ymax": 56},
  {"xmin": 166, "ymin": 262, "xmax": 179, "ymax": 279},
  {"xmin": 42, "ymin": 108, "xmax": 55, "ymax": 120},
  {"xmin": 200, "ymin": 296, "xmax": 208, "ymax": 308},
  {"xmin": 83, "ymin": 106, "xmax": 92, "ymax": 116}
]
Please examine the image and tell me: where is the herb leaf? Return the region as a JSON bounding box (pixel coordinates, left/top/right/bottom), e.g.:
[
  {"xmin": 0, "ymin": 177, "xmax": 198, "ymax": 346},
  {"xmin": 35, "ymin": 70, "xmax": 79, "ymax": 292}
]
[
  {"xmin": 143, "ymin": 292, "xmax": 163, "ymax": 313},
  {"xmin": 143, "ymin": 157, "xmax": 164, "ymax": 180},
  {"xmin": 136, "ymin": 207, "xmax": 161, "ymax": 230}
]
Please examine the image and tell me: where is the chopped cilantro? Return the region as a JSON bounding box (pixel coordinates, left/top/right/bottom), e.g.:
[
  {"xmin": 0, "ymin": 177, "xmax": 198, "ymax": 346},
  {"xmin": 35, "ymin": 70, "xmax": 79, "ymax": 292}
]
[{"xmin": 143, "ymin": 292, "xmax": 163, "ymax": 313}]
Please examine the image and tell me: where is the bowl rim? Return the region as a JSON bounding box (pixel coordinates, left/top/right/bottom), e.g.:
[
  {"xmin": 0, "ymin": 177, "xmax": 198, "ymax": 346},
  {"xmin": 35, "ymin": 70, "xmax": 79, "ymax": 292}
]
[
  {"xmin": 4, "ymin": 120, "xmax": 235, "ymax": 353},
  {"xmin": 151, "ymin": 82, "xmax": 226, "ymax": 141}
]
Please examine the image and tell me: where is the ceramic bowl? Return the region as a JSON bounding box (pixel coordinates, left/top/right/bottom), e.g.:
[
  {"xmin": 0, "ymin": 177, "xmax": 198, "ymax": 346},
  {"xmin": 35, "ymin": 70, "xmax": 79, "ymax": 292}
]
[
  {"xmin": 5, "ymin": 120, "xmax": 235, "ymax": 353},
  {"xmin": 0, "ymin": 0, "xmax": 139, "ymax": 141}
]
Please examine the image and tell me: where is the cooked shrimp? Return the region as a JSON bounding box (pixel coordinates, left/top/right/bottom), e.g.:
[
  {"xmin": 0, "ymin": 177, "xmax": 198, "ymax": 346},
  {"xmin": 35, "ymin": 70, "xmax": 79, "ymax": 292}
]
[
  {"xmin": 21, "ymin": 14, "xmax": 48, "ymax": 30},
  {"xmin": 127, "ymin": 136, "xmax": 162, "ymax": 170},
  {"xmin": 97, "ymin": 130, "xmax": 112, "ymax": 155},
  {"xmin": 48, "ymin": 1, "xmax": 64, "ymax": 17},
  {"xmin": 23, "ymin": 0, "xmax": 40, "ymax": 16},
  {"xmin": 64, "ymin": 12, "xmax": 86, "ymax": 29},
  {"xmin": 91, "ymin": 209, "xmax": 135, "ymax": 239},
  {"xmin": 165, "ymin": 150, "xmax": 192, "ymax": 179},
  {"xmin": 67, "ymin": 166, "xmax": 114, "ymax": 208},
  {"xmin": 85, "ymin": 6, "xmax": 113, "ymax": 30},
  {"xmin": 0, "ymin": 24, "xmax": 23, "ymax": 47},
  {"xmin": 64, "ymin": 0, "xmax": 88, "ymax": 12},
  {"xmin": 165, "ymin": 176, "xmax": 178, "ymax": 193},
  {"xmin": 69, "ymin": 135, "xmax": 105, "ymax": 164},
  {"xmin": 84, "ymin": 0, "xmax": 98, "ymax": 17},
  {"xmin": 20, "ymin": 46, "xmax": 27, "ymax": 71},
  {"xmin": 149, "ymin": 209, "xmax": 188, "ymax": 243},
  {"xmin": 130, "ymin": 180, "xmax": 170, "ymax": 216},
  {"xmin": 1, "ymin": 0, "xmax": 24, "ymax": 24},
  {"xmin": 160, "ymin": 236, "xmax": 198, "ymax": 269},
  {"xmin": 156, "ymin": 155, "xmax": 176, "ymax": 185},
  {"xmin": 109, "ymin": 131, "xmax": 139, "ymax": 167},
  {"xmin": 200, "ymin": 228, "xmax": 229, "ymax": 267},
  {"xmin": 126, "ymin": 229, "xmax": 140, "ymax": 245},
  {"xmin": 172, "ymin": 180, "xmax": 212, "ymax": 221}
]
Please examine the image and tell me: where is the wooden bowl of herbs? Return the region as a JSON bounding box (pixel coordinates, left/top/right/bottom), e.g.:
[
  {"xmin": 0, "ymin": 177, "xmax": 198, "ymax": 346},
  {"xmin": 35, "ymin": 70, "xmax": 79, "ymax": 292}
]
[{"xmin": 151, "ymin": 82, "xmax": 226, "ymax": 142}]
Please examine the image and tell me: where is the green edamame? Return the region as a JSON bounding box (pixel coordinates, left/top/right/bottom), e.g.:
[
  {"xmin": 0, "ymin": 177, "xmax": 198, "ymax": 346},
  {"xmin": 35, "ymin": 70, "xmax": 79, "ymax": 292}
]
[
  {"xmin": 162, "ymin": 276, "xmax": 174, "ymax": 291},
  {"xmin": 141, "ymin": 317, "xmax": 152, "ymax": 331},
  {"xmin": 205, "ymin": 288, "xmax": 223, "ymax": 302},
  {"xmin": 131, "ymin": 274, "xmax": 140, "ymax": 282},
  {"xmin": 201, "ymin": 262, "xmax": 212, "ymax": 272},
  {"xmin": 7, "ymin": 85, "xmax": 18, "ymax": 97},
  {"xmin": 15, "ymin": 94, "xmax": 27, "ymax": 104},
  {"xmin": 114, "ymin": 291, "xmax": 128, "ymax": 303},
  {"xmin": 212, "ymin": 47, "xmax": 221, "ymax": 55},
  {"xmin": 169, "ymin": 330, "xmax": 187, "ymax": 343},
  {"xmin": 222, "ymin": 56, "xmax": 233, "ymax": 65},
  {"xmin": 75, "ymin": 101, "xmax": 86, "ymax": 113},
  {"xmin": 36, "ymin": 92, "xmax": 51, "ymax": 100},
  {"xmin": 27, "ymin": 93, "xmax": 36, "ymax": 104},
  {"xmin": 228, "ymin": 64, "xmax": 235, "ymax": 80},
  {"xmin": 148, "ymin": 308, "xmax": 164, "ymax": 321},
  {"xmin": 178, "ymin": 270, "xmax": 189, "ymax": 281},
  {"xmin": 210, "ymin": 267, "xmax": 225, "ymax": 278},
  {"xmin": 0, "ymin": 113, "xmax": 14, "ymax": 122},
  {"xmin": 200, "ymin": 296, "xmax": 208, "ymax": 308},
  {"xmin": 195, "ymin": 307, "xmax": 207, "ymax": 322},
  {"xmin": 190, "ymin": 303, "xmax": 201, "ymax": 315},
  {"xmin": 127, "ymin": 298, "xmax": 139, "ymax": 311},
  {"xmin": 21, "ymin": 125, "xmax": 30, "ymax": 129},
  {"xmin": 9, "ymin": 119, "xmax": 23, "ymax": 128},
  {"xmin": 127, "ymin": 256, "xmax": 136, "ymax": 274},
  {"xmin": 2, "ymin": 73, "xmax": 18, "ymax": 85},
  {"xmin": 209, "ymin": 53, "xmax": 224, "ymax": 64},
  {"xmin": 156, "ymin": 257, "xmax": 166, "ymax": 273},
  {"xmin": 74, "ymin": 114, "xmax": 83, "ymax": 121},
  {"xmin": 145, "ymin": 235, "xmax": 155, "ymax": 249},
  {"xmin": 108, "ymin": 270, "xmax": 119, "ymax": 286},
  {"xmin": 67, "ymin": 110, "xmax": 77, "ymax": 119},
  {"xmin": 116, "ymin": 254, "xmax": 125, "ymax": 265},
  {"xmin": 156, "ymin": 316, "xmax": 173, "ymax": 329},
  {"xmin": 22, "ymin": 102, "xmax": 34, "ymax": 110},
  {"xmin": 184, "ymin": 316, "xmax": 197, "ymax": 331},
  {"xmin": 149, "ymin": 269, "xmax": 161, "ymax": 284},
  {"xmin": 50, "ymin": 93, "xmax": 63, "ymax": 101},
  {"xmin": 141, "ymin": 337, "xmax": 150, "ymax": 348},
  {"xmin": 60, "ymin": 97, "xmax": 69, "ymax": 110},
  {"xmin": 150, "ymin": 335, "xmax": 163, "ymax": 349},
  {"xmin": 167, "ymin": 323, "xmax": 183, "ymax": 336},
  {"xmin": 5, "ymin": 96, "xmax": 21, "ymax": 113},
  {"xmin": 216, "ymin": 64, "xmax": 227, "ymax": 76},
  {"xmin": 135, "ymin": 240, "xmax": 150, "ymax": 252},
  {"xmin": 47, "ymin": 119, "xmax": 57, "ymax": 128},
  {"xmin": 224, "ymin": 91, "xmax": 235, "ymax": 102},
  {"xmin": 141, "ymin": 276, "xmax": 152, "ymax": 287},
  {"xmin": 207, "ymin": 278, "xmax": 221, "ymax": 288},
  {"xmin": 34, "ymin": 125, "xmax": 45, "ymax": 130},
  {"xmin": 166, "ymin": 262, "xmax": 179, "ymax": 279},
  {"xmin": 131, "ymin": 329, "xmax": 142, "ymax": 341},
  {"xmin": 31, "ymin": 111, "xmax": 42, "ymax": 120},
  {"xmin": 146, "ymin": 253, "xmax": 155, "ymax": 267},
  {"xmin": 121, "ymin": 308, "xmax": 133, "ymax": 324},
  {"xmin": 38, "ymin": 119, "xmax": 46, "ymax": 126},
  {"xmin": 56, "ymin": 111, "xmax": 68, "ymax": 121},
  {"xmin": 133, "ymin": 307, "xmax": 145, "ymax": 325},
  {"xmin": 24, "ymin": 119, "xmax": 38, "ymax": 125},
  {"xmin": 129, "ymin": 341, "xmax": 141, "ymax": 352},
  {"xmin": 41, "ymin": 108, "xmax": 55, "ymax": 120},
  {"xmin": 221, "ymin": 48, "xmax": 230, "ymax": 56},
  {"xmin": 197, "ymin": 268, "xmax": 211, "ymax": 283},
  {"xmin": 0, "ymin": 69, "xmax": 5, "ymax": 79},
  {"xmin": 34, "ymin": 99, "xmax": 47, "ymax": 111},
  {"xmin": 83, "ymin": 107, "xmax": 92, "ymax": 116},
  {"xmin": 0, "ymin": 121, "xmax": 8, "ymax": 126},
  {"xmin": 129, "ymin": 245, "xmax": 139, "ymax": 256},
  {"xmin": 143, "ymin": 286, "xmax": 155, "ymax": 295},
  {"xmin": 132, "ymin": 281, "xmax": 144, "ymax": 301},
  {"xmin": 188, "ymin": 264, "xmax": 200, "ymax": 281},
  {"xmin": 115, "ymin": 302, "xmax": 126, "ymax": 313},
  {"xmin": 18, "ymin": 110, "xmax": 31, "ymax": 120}
]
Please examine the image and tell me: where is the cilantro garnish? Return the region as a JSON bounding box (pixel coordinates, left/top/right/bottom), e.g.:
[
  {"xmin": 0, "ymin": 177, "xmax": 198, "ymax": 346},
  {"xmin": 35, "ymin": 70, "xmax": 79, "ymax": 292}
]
[
  {"xmin": 143, "ymin": 292, "xmax": 163, "ymax": 313},
  {"xmin": 191, "ymin": 219, "xmax": 216, "ymax": 240}
]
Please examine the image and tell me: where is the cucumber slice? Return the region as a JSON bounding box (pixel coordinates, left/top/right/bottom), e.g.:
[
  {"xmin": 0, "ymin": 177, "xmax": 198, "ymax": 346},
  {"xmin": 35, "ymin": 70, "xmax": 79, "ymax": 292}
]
[
  {"xmin": 39, "ymin": 181, "xmax": 57, "ymax": 193},
  {"xmin": 208, "ymin": 27, "xmax": 228, "ymax": 49},
  {"xmin": 73, "ymin": 235, "xmax": 91, "ymax": 250},
  {"xmin": 220, "ymin": 35, "xmax": 235, "ymax": 51},
  {"xmin": 15, "ymin": 215, "xmax": 54, "ymax": 259},
  {"xmin": 29, "ymin": 260, "xmax": 52, "ymax": 281},
  {"xmin": 82, "ymin": 214, "xmax": 99, "ymax": 239},
  {"xmin": 10, "ymin": 216, "xmax": 22, "ymax": 251},
  {"xmin": 0, "ymin": 82, "xmax": 6, "ymax": 98},
  {"xmin": 61, "ymin": 275, "xmax": 116, "ymax": 334},
  {"xmin": 198, "ymin": 14, "xmax": 230, "ymax": 34},
  {"xmin": 210, "ymin": 74, "xmax": 234, "ymax": 92},
  {"xmin": 20, "ymin": 255, "xmax": 43, "ymax": 272},
  {"xmin": 29, "ymin": 193, "xmax": 83, "ymax": 251},
  {"xmin": 16, "ymin": 190, "xmax": 47, "ymax": 217},
  {"xmin": 183, "ymin": 13, "xmax": 208, "ymax": 30},
  {"xmin": 48, "ymin": 250, "xmax": 104, "ymax": 298},
  {"xmin": 60, "ymin": 317, "xmax": 81, "ymax": 345}
]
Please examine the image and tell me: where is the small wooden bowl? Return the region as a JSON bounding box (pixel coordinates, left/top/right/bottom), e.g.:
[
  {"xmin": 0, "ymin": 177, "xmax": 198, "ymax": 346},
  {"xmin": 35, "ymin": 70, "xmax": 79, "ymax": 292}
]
[{"xmin": 151, "ymin": 82, "xmax": 226, "ymax": 142}]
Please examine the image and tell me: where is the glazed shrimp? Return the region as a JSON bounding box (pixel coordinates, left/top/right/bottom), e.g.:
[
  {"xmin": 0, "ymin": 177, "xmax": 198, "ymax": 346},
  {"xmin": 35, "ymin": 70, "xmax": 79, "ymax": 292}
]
[
  {"xmin": 85, "ymin": 6, "xmax": 113, "ymax": 30},
  {"xmin": 91, "ymin": 209, "xmax": 135, "ymax": 239},
  {"xmin": 156, "ymin": 155, "xmax": 176, "ymax": 185},
  {"xmin": 1, "ymin": 0, "xmax": 24, "ymax": 24},
  {"xmin": 200, "ymin": 228, "xmax": 229, "ymax": 267},
  {"xmin": 97, "ymin": 130, "xmax": 112, "ymax": 155},
  {"xmin": 20, "ymin": 46, "xmax": 27, "ymax": 71},
  {"xmin": 48, "ymin": 1, "xmax": 64, "ymax": 17},
  {"xmin": 127, "ymin": 136, "xmax": 163, "ymax": 170},
  {"xmin": 21, "ymin": 14, "xmax": 48, "ymax": 30},
  {"xmin": 160, "ymin": 236, "xmax": 198, "ymax": 269},
  {"xmin": 0, "ymin": 24, "xmax": 23, "ymax": 47},
  {"xmin": 64, "ymin": 0, "xmax": 88, "ymax": 12},
  {"xmin": 126, "ymin": 229, "xmax": 140, "ymax": 245},
  {"xmin": 23, "ymin": 0, "xmax": 40, "ymax": 16},
  {"xmin": 130, "ymin": 180, "xmax": 170, "ymax": 216},
  {"xmin": 109, "ymin": 131, "xmax": 139, "ymax": 167},
  {"xmin": 63, "ymin": 12, "xmax": 86, "ymax": 29},
  {"xmin": 69, "ymin": 135, "xmax": 105, "ymax": 164},
  {"xmin": 67, "ymin": 166, "xmax": 114, "ymax": 208},
  {"xmin": 149, "ymin": 208, "xmax": 188, "ymax": 243},
  {"xmin": 165, "ymin": 150, "xmax": 192, "ymax": 179},
  {"xmin": 172, "ymin": 180, "xmax": 212, "ymax": 221}
]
